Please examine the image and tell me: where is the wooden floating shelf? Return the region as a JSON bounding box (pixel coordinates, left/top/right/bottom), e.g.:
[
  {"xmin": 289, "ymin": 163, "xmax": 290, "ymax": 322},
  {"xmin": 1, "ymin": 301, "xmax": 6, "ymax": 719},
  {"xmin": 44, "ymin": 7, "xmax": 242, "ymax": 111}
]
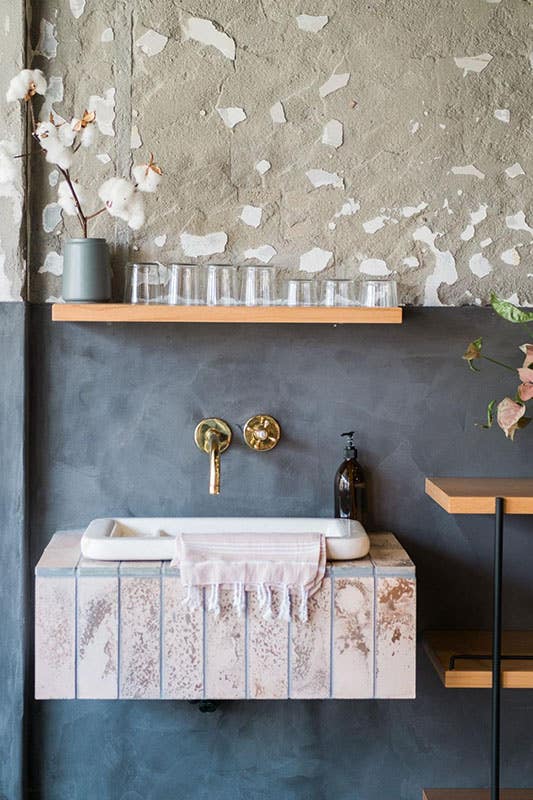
[
  {"xmin": 425, "ymin": 477, "xmax": 533, "ymax": 515},
  {"xmin": 423, "ymin": 790, "xmax": 533, "ymax": 799},
  {"xmin": 51, "ymin": 303, "xmax": 403, "ymax": 324},
  {"xmin": 424, "ymin": 631, "xmax": 533, "ymax": 689}
]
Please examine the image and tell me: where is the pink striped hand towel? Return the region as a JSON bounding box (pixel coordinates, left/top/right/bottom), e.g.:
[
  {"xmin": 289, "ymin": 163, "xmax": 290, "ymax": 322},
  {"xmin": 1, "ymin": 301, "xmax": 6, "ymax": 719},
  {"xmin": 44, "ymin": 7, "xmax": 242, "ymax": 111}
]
[{"xmin": 173, "ymin": 531, "xmax": 326, "ymax": 623}]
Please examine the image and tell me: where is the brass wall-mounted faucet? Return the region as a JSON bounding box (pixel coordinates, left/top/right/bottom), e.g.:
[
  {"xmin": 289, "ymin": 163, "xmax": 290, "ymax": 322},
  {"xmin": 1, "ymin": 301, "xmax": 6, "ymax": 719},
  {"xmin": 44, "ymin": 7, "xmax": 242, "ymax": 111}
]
[{"xmin": 194, "ymin": 418, "xmax": 232, "ymax": 495}]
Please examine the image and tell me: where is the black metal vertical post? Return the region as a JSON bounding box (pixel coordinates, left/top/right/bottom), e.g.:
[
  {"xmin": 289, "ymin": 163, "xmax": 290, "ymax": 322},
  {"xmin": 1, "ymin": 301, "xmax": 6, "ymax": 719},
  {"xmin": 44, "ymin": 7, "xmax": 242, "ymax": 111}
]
[{"xmin": 491, "ymin": 497, "xmax": 504, "ymax": 800}]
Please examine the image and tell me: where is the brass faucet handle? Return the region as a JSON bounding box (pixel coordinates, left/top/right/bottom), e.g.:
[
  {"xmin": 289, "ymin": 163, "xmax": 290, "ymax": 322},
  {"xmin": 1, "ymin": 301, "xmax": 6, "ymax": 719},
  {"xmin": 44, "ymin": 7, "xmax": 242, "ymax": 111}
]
[
  {"xmin": 194, "ymin": 418, "xmax": 232, "ymax": 454},
  {"xmin": 243, "ymin": 414, "xmax": 281, "ymax": 451}
]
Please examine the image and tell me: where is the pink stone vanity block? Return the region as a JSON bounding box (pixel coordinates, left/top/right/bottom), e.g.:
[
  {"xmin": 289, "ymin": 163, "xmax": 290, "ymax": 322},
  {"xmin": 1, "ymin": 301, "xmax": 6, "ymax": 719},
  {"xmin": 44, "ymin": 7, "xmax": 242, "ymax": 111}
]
[{"xmin": 35, "ymin": 531, "xmax": 416, "ymax": 700}]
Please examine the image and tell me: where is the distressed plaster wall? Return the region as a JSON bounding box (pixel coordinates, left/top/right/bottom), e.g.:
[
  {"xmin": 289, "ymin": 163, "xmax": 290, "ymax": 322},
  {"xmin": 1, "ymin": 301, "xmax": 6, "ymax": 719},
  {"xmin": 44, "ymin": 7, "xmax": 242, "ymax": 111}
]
[
  {"xmin": 0, "ymin": 0, "xmax": 26, "ymax": 300},
  {"xmin": 28, "ymin": 0, "xmax": 533, "ymax": 305}
]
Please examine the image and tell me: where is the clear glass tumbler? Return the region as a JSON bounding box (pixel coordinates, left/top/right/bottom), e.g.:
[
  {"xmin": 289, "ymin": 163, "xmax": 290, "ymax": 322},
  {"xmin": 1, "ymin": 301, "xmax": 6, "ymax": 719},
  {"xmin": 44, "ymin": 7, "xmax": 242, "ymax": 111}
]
[
  {"xmin": 240, "ymin": 266, "xmax": 277, "ymax": 306},
  {"xmin": 167, "ymin": 264, "xmax": 203, "ymax": 305},
  {"xmin": 124, "ymin": 262, "xmax": 163, "ymax": 304},
  {"xmin": 359, "ymin": 278, "xmax": 398, "ymax": 307},
  {"xmin": 205, "ymin": 265, "xmax": 239, "ymax": 306},
  {"xmin": 321, "ymin": 279, "xmax": 358, "ymax": 307},
  {"xmin": 284, "ymin": 279, "xmax": 317, "ymax": 307}
]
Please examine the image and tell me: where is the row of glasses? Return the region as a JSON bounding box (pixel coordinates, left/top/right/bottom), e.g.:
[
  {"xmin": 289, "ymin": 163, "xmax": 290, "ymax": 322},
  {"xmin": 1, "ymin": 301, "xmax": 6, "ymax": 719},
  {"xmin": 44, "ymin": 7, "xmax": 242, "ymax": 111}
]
[{"xmin": 124, "ymin": 263, "xmax": 398, "ymax": 307}]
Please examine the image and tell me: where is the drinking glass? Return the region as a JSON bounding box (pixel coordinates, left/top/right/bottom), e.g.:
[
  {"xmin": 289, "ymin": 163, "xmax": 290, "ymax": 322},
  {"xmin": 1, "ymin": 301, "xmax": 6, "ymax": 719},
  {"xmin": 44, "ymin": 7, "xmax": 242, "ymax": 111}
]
[
  {"xmin": 240, "ymin": 266, "xmax": 277, "ymax": 306},
  {"xmin": 124, "ymin": 262, "xmax": 163, "ymax": 304},
  {"xmin": 167, "ymin": 264, "xmax": 203, "ymax": 305},
  {"xmin": 205, "ymin": 265, "xmax": 239, "ymax": 306},
  {"xmin": 283, "ymin": 279, "xmax": 317, "ymax": 307},
  {"xmin": 321, "ymin": 279, "xmax": 358, "ymax": 307},
  {"xmin": 359, "ymin": 278, "xmax": 398, "ymax": 307}
]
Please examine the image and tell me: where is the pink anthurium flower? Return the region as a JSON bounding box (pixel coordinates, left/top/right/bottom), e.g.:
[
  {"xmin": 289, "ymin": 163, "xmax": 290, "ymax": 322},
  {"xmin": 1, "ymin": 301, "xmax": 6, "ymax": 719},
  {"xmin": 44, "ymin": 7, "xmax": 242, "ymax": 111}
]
[
  {"xmin": 517, "ymin": 344, "xmax": 533, "ymax": 401},
  {"xmin": 496, "ymin": 397, "xmax": 526, "ymax": 440}
]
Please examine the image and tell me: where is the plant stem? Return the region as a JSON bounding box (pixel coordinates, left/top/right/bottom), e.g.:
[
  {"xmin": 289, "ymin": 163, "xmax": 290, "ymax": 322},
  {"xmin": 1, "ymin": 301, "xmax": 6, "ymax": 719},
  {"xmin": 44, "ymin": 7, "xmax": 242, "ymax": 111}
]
[
  {"xmin": 481, "ymin": 355, "xmax": 516, "ymax": 372},
  {"xmin": 85, "ymin": 207, "xmax": 106, "ymax": 221},
  {"xmin": 59, "ymin": 168, "xmax": 88, "ymax": 237}
]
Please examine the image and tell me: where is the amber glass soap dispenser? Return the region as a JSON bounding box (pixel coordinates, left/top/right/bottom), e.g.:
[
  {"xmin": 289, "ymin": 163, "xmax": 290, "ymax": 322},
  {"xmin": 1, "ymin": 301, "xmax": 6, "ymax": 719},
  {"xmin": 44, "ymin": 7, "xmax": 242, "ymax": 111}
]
[{"xmin": 334, "ymin": 431, "xmax": 366, "ymax": 523}]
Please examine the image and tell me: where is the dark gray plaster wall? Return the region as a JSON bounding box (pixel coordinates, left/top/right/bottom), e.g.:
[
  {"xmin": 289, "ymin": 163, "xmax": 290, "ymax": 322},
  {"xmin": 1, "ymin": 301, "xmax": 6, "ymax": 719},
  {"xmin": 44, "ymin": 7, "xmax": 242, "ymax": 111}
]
[
  {"xmin": 25, "ymin": 307, "xmax": 533, "ymax": 799},
  {"xmin": 0, "ymin": 303, "xmax": 26, "ymax": 800}
]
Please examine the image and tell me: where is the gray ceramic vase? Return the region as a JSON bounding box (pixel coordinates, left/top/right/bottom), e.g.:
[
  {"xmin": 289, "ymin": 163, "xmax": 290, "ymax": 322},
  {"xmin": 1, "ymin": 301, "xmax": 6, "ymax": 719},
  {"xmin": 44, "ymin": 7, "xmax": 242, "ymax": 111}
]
[{"xmin": 62, "ymin": 238, "xmax": 111, "ymax": 302}]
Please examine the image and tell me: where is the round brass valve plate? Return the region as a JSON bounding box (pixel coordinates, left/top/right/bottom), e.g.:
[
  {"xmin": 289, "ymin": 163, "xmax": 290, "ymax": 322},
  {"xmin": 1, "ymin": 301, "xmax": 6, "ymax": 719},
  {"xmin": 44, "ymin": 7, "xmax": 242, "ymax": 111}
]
[
  {"xmin": 194, "ymin": 418, "xmax": 232, "ymax": 454},
  {"xmin": 243, "ymin": 414, "xmax": 281, "ymax": 451}
]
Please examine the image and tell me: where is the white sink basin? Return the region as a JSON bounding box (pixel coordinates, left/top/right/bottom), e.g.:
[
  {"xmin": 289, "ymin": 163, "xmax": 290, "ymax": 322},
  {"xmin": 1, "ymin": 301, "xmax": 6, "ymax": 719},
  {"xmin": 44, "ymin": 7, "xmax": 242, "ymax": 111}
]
[{"xmin": 80, "ymin": 517, "xmax": 370, "ymax": 562}]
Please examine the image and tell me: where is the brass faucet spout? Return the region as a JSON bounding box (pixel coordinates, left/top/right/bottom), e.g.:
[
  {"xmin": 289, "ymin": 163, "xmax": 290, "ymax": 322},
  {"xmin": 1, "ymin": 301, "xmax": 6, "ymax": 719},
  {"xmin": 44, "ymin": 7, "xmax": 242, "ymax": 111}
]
[
  {"xmin": 194, "ymin": 418, "xmax": 232, "ymax": 495},
  {"xmin": 207, "ymin": 429, "xmax": 221, "ymax": 495}
]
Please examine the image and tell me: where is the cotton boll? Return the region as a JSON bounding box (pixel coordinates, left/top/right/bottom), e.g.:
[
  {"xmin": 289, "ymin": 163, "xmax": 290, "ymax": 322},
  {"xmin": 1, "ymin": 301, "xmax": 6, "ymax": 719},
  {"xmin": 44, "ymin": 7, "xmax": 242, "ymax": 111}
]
[
  {"xmin": 57, "ymin": 123, "xmax": 76, "ymax": 147},
  {"xmin": 6, "ymin": 68, "xmax": 47, "ymax": 102},
  {"xmin": 43, "ymin": 140, "xmax": 72, "ymax": 170},
  {"xmin": 126, "ymin": 192, "xmax": 145, "ymax": 230},
  {"xmin": 34, "ymin": 120, "xmax": 57, "ymax": 143},
  {"xmin": 31, "ymin": 69, "xmax": 47, "ymax": 96},
  {"xmin": 132, "ymin": 163, "xmax": 161, "ymax": 193},
  {"xmin": 0, "ymin": 140, "xmax": 18, "ymax": 185},
  {"xmin": 57, "ymin": 180, "xmax": 86, "ymax": 216},
  {"xmin": 99, "ymin": 177, "xmax": 136, "ymax": 220},
  {"xmin": 80, "ymin": 125, "xmax": 95, "ymax": 148}
]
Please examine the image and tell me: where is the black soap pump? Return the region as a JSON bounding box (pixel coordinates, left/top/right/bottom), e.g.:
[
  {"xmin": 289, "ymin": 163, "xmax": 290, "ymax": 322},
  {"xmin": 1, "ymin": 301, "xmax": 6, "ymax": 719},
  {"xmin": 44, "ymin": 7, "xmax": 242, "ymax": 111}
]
[{"xmin": 334, "ymin": 431, "xmax": 366, "ymax": 523}]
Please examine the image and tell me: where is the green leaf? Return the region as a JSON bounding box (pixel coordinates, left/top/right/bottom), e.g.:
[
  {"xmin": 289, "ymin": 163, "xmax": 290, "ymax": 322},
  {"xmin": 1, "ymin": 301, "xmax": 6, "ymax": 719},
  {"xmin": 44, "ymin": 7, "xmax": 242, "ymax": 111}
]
[
  {"xmin": 490, "ymin": 293, "xmax": 533, "ymax": 324},
  {"xmin": 481, "ymin": 399, "xmax": 495, "ymax": 429}
]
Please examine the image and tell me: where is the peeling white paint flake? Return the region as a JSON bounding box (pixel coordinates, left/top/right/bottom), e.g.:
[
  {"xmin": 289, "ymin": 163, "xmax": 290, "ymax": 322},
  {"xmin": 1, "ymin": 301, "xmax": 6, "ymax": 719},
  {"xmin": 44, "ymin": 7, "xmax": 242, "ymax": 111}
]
[
  {"xmin": 135, "ymin": 29, "xmax": 168, "ymax": 56},
  {"xmin": 40, "ymin": 76, "xmax": 64, "ymax": 122},
  {"xmin": 494, "ymin": 108, "xmax": 510, "ymax": 123},
  {"xmin": 359, "ymin": 258, "xmax": 391, "ymax": 276},
  {"xmin": 454, "ymin": 53, "xmax": 493, "ymax": 77},
  {"xmin": 96, "ymin": 153, "xmax": 111, "ymax": 164},
  {"xmin": 36, "ymin": 18, "xmax": 58, "ymax": 60},
  {"xmin": 409, "ymin": 120, "xmax": 420, "ymax": 135},
  {"xmin": 363, "ymin": 215, "xmax": 389, "ymax": 234},
  {"xmin": 42, "ymin": 203, "xmax": 62, "ymax": 233},
  {"xmin": 460, "ymin": 203, "xmax": 488, "ymax": 241},
  {"xmin": 88, "ymin": 89, "xmax": 116, "ymax": 137},
  {"xmin": 69, "ymin": 0, "xmax": 86, "ymax": 19},
  {"xmin": 401, "ymin": 202, "xmax": 428, "ymax": 218},
  {"xmin": 451, "ymin": 164, "xmax": 485, "ymax": 180},
  {"xmin": 101, "ymin": 27, "xmax": 114, "ymax": 43},
  {"xmin": 299, "ymin": 247, "xmax": 333, "ymax": 273},
  {"xmin": 255, "ymin": 159, "xmax": 271, "ymax": 175},
  {"xmin": 240, "ymin": 204, "xmax": 262, "ymax": 228},
  {"xmin": 154, "ymin": 234, "xmax": 167, "ymax": 248},
  {"xmin": 217, "ymin": 107, "xmax": 246, "ymax": 129},
  {"xmin": 296, "ymin": 14, "xmax": 328, "ymax": 32},
  {"xmin": 505, "ymin": 162, "xmax": 525, "ymax": 178},
  {"xmin": 480, "ymin": 238, "xmax": 493, "ymax": 248},
  {"xmin": 180, "ymin": 231, "xmax": 227, "ymax": 257},
  {"xmin": 443, "ymin": 198, "xmax": 453, "ymax": 215},
  {"xmin": 38, "ymin": 251, "xmax": 63, "ymax": 276},
  {"xmin": 130, "ymin": 125, "xmax": 142, "ymax": 149},
  {"xmin": 322, "ymin": 119, "xmax": 343, "ymax": 148},
  {"xmin": 48, "ymin": 169, "xmax": 59, "ymax": 187},
  {"xmin": 506, "ymin": 211, "xmax": 533, "ymax": 236},
  {"xmin": 306, "ymin": 169, "xmax": 344, "ymax": 189},
  {"xmin": 413, "ymin": 226, "xmax": 457, "ymax": 306},
  {"xmin": 334, "ymin": 198, "xmax": 360, "ymax": 220},
  {"xmin": 403, "ymin": 256, "xmax": 419, "ymax": 268},
  {"xmin": 501, "ymin": 247, "xmax": 521, "ymax": 266},
  {"xmin": 319, "ymin": 72, "xmax": 350, "ymax": 98},
  {"xmin": 181, "ymin": 17, "xmax": 235, "ymax": 61},
  {"xmin": 270, "ymin": 101, "xmax": 287, "ymax": 124},
  {"xmin": 469, "ymin": 253, "xmax": 492, "ymax": 278},
  {"xmin": 243, "ymin": 245, "xmax": 276, "ymax": 264}
]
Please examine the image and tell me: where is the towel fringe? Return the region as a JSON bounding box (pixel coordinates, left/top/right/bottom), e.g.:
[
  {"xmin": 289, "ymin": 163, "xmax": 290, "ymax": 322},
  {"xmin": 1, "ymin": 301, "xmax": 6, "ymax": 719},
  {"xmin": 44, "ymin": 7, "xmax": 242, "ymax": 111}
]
[
  {"xmin": 207, "ymin": 583, "xmax": 220, "ymax": 617},
  {"xmin": 181, "ymin": 584, "xmax": 202, "ymax": 612},
  {"xmin": 278, "ymin": 584, "xmax": 291, "ymax": 622},
  {"xmin": 233, "ymin": 582, "xmax": 245, "ymax": 616},
  {"xmin": 298, "ymin": 584, "xmax": 309, "ymax": 622},
  {"xmin": 262, "ymin": 584, "xmax": 273, "ymax": 620}
]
